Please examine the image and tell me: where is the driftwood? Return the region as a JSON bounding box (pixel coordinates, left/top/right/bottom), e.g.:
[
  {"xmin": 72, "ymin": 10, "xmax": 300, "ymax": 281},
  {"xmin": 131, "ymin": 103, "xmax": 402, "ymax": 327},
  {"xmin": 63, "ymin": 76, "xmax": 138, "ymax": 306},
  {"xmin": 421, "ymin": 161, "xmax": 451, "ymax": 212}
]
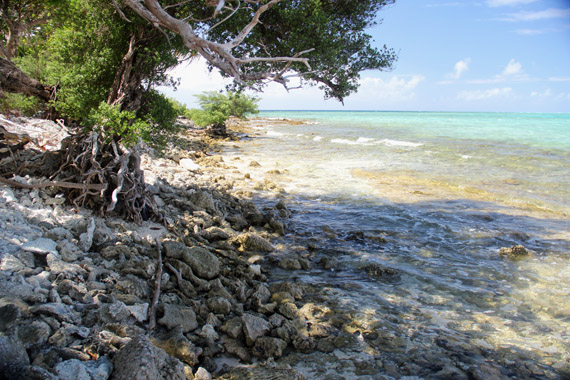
[{"xmin": 148, "ymin": 238, "xmax": 163, "ymax": 331}]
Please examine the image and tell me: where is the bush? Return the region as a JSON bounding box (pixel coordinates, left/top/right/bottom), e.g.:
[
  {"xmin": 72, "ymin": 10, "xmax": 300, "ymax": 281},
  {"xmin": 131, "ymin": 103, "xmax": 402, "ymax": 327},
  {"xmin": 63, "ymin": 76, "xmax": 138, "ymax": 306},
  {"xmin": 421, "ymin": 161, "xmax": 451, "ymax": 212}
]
[
  {"xmin": 88, "ymin": 102, "xmax": 150, "ymax": 147},
  {"xmin": 188, "ymin": 91, "xmax": 259, "ymax": 127},
  {"xmin": 0, "ymin": 93, "xmax": 43, "ymax": 117}
]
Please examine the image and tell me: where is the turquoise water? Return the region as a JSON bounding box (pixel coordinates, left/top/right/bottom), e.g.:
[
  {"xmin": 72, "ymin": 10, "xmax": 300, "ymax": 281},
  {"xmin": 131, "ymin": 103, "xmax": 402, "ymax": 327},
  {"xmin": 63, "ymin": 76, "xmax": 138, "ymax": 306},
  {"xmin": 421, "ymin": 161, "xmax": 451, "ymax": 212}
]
[{"xmin": 226, "ymin": 111, "xmax": 570, "ymax": 377}]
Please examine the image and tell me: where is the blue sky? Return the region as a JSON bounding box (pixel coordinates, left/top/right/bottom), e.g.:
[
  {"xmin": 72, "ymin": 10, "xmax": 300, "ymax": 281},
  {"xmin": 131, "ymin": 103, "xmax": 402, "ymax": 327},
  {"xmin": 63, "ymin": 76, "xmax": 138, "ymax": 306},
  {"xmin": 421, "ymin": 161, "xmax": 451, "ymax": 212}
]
[{"xmin": 160, "ymin": 0, "xmax": 570, "ymax": 112}]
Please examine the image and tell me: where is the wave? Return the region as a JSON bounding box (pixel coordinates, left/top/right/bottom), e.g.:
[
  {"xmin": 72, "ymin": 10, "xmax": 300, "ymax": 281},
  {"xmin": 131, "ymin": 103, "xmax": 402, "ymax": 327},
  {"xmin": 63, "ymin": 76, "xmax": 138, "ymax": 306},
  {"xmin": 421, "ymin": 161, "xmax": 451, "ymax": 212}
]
[
  {"xmin": 330, "ymin": 137, "xmax": 423, "ymax": 147},
  {"xmin": 376, "ymin": 139, "xmax": 423, "ymax": 147}
]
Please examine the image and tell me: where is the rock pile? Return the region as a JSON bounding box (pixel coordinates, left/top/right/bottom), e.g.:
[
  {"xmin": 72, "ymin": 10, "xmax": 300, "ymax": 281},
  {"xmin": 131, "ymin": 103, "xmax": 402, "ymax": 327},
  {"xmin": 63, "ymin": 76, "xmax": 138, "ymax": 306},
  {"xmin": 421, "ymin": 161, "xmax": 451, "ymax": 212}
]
[{"xmin": 0, "ymin": 118, "xmax": 314, "ymax": 379}]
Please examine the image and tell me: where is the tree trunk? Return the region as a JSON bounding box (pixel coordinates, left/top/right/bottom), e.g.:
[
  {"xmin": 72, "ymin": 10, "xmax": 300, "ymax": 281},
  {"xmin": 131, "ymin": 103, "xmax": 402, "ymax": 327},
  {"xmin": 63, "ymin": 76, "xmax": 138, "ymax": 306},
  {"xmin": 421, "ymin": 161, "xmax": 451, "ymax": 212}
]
[{"xmin": 0, "ymin": 57, "xmax": 53, "ymax": 102}]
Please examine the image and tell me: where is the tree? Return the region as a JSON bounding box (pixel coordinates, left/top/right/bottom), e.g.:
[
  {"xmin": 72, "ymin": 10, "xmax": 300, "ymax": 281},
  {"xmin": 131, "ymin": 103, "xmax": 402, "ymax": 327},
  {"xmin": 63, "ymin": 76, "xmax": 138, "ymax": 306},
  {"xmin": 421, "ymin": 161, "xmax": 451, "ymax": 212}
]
[
  {"xmin": 0, "ymin": 0, "xmax": 397, "ymax": 222},
  {"xmin": 188, "ymin": 91, "xmax": 259, "ymax": 130},
  {"xmin": 123, "ymin": 0, "xmax": 397, "ymax": 102}
]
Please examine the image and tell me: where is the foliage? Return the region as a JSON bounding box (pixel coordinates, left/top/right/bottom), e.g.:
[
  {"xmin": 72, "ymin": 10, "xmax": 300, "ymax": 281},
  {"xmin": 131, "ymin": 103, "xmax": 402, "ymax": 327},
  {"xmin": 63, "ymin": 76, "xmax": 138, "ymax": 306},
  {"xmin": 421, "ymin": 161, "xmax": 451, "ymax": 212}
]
[
  {"xmin": 188, "ymin": 91, "xmax": 259, "ymax": 127},
  {"xmin": 88, "ymin": 102, "xmax": 150, "ymax": 148},
  {"xmin": 0, "ymin": 93, "xmax": 42, "ymax": 116},
  {"xmin": 138, "ymin": 91, "xmax": 185, "ymax": 149},
  {"xmin": 159, "ymin": 0, "xmax": 397, "ymax": 102}
]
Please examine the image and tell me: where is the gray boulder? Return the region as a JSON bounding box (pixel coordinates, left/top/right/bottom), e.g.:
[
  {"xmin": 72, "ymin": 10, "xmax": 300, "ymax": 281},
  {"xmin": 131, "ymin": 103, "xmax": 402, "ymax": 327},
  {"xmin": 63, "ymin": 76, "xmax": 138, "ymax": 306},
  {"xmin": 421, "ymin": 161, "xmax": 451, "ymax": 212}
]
[
  {"xmin": 0, "ymin": 334, "xmax": 30, "ymax": 380},
  {"xmin": 163, "ymin": 241, "xmax": 220, "ymax": 280},
  {"xmin": 241, "ymin": 313, "xmax": 271, "ymax": 346},
  {"xmin": 110, "ymin": 335, "xmax": 185, "ymax": 380}
]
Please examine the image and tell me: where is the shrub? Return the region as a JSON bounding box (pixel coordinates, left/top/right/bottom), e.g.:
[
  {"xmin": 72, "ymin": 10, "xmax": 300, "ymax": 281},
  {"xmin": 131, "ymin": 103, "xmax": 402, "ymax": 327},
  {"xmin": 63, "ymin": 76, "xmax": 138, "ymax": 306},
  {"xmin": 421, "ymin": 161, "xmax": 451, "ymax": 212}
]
[{"xmin": 188, "ymin": 91, "xmax": 259, "ymax": 127}]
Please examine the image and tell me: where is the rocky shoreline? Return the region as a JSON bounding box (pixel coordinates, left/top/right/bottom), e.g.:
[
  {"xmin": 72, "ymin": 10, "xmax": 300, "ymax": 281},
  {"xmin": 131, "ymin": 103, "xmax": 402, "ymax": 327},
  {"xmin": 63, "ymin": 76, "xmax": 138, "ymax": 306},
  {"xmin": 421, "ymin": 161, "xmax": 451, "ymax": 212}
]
[{"xmin": 0, "ymin": 116, "xmax": 364, "ymax": 380}]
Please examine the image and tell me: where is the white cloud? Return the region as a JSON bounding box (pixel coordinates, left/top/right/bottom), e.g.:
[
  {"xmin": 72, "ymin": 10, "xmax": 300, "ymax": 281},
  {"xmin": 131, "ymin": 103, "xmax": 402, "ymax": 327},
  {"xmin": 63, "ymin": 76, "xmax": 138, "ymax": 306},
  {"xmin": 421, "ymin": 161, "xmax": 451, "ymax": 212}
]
[
  {"xmin": 486, "ymin": 0, "xmax": 538, "ymax": 7},
  {"xmin": 359, "ymin": 75, "xmax": 425, "ymax": 101},
  {"xmin": 446, "ymin": 58, "xmax": 471, "ymax": 79},
  {"xmin": 502, "ymin": 59, "xmax": 523, "ymax": 76},
  {"xmin": 548, "ymin": 76, "xmax": 570, "ymax": 82},
  {"xmin": 168, "ymin": 58, "xmax": 232, "ymax": 92},
  {"xmin": 457, "ymin": 87, "xmax": 513, "ymax": 101},
  {"xmin": 501, "ymin": 8, "xmax": 570, "ymax": 22},
  {"xmin": 514, "ymin": 28, "xmax": 548, "ymax": 35},
  {"xmin": 530, "ymin": 89, "xmax": 552, "ymax": 98}
]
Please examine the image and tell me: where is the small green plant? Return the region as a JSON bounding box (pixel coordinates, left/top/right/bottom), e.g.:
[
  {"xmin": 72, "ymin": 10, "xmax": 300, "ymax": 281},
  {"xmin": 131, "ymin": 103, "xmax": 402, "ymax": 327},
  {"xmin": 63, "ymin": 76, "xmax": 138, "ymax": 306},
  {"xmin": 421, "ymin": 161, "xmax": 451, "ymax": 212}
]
[
  {"xmin": 88, "ymin": 102, "xmax": 150, "ymax": 147},
  {"xmin": 188, "ymin": 91, "xmax": 259, "ymax": 127},
  {"xmin": 0, "ymin": 93, "xmax": 43, "ymax": 117}
]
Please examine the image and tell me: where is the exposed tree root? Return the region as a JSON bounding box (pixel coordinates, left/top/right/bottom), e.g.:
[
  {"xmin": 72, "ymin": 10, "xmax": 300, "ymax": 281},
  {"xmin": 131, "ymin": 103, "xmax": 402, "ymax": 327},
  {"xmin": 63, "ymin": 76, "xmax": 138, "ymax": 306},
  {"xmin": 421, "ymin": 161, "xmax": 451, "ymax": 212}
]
[{"xmin": 1, "ymin": 130, "xmax": 161, "ymax": 224}]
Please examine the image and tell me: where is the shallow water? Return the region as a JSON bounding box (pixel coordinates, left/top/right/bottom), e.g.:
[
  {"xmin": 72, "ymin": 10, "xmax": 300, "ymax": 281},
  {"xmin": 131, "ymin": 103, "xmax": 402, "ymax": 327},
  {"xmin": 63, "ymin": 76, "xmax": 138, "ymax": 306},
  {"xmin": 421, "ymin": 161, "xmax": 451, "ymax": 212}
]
[{"xmin": 225, "ymin": 111, "xmax": 570, "ymax": 378}]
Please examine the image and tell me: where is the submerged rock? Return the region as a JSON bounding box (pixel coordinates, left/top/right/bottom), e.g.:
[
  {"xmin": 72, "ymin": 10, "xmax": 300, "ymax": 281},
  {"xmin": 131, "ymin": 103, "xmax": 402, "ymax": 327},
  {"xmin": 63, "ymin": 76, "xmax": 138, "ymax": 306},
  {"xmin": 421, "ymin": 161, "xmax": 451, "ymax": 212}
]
[{"xmin": 499, "ymin": 245, "xmax": 532, "ymax": 260}]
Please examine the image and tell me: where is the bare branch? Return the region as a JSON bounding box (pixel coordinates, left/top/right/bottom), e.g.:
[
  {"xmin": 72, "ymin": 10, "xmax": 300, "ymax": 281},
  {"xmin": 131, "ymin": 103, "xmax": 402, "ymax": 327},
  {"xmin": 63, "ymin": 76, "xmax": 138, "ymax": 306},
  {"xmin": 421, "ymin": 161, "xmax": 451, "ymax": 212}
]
[
  {"xmin": 124, "ymin": 0, "xmax": 313, "ymax": 86},
  {"xmin": 227, "ymin": 0, "xmax": 282, "ymax": 48},
  {"xmin": 206, "ymin": 0, "xmax": 241, "ymax": 35}
]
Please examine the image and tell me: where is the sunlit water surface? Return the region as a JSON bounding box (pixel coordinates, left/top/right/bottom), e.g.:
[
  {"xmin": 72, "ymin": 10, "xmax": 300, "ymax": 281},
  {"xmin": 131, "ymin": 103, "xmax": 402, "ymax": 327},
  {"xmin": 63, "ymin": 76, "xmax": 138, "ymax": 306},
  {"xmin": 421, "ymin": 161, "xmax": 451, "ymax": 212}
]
[{"xmin": 224, "ymin": 111, "xmax": 570, "ymax": 377}]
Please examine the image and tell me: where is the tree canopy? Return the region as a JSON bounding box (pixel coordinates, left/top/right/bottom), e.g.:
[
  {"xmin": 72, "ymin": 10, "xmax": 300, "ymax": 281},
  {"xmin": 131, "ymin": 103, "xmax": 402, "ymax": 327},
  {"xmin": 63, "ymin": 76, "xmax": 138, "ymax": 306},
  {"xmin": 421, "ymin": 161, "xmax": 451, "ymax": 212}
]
[{"xmin": 124, "ymin": 0, "xmax": 397, "ymax": 102}]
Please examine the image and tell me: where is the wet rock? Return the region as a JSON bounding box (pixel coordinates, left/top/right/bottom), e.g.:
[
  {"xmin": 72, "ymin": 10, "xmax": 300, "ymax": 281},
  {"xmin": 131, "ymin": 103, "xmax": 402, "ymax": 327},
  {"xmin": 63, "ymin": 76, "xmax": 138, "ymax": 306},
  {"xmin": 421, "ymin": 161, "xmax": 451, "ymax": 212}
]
[
  {"xmin": 241, "ymin": 313, "xmax": 271, "ymax": 346},
  {"xmin": 252, "ymin": 337, "xmax": 287, "ymax": 359},
  {"xmin": 360, "ymin": 262, "xmax": 400, "ymax": 283},
  {"xmin": 235, "ymin": 233, "xmax": 274, "ymax": 253},
  {"xmin": 21, "ymin": 238, "xmax": 58, "ymax": 255},
  {"xmin": 111, "ymin": 335, "xmax": 186, "ymax": 380},
  {"xmin": 158, "ymin": 303, "xmax": 198, "ymax": 332},
  {"xmin": 292, "ymin": 334, "xmax": 316, "ymax": 353},
  {"xmin": 470, "ymin": 363, "xmax": 508, "ymax": 380},
  {"xmin": 0, "ymin": 334, "xmax": 30, "ymax": 379},
  {"xmin": 499, "ymin": 245, "xmax": 532, "ymax": 260},
  {"xmin": 278, "ymin": 256, "xmax": 302, "ymax": 270}
]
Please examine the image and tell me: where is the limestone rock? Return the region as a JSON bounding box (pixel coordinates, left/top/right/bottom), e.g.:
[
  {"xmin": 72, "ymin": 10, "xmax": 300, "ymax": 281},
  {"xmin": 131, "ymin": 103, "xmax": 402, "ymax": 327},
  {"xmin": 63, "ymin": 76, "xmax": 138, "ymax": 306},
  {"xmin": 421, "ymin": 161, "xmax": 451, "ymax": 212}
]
[
  {"xmin": 241, "ymin": 313, "xmax": 271, "ymax": 346},
  {"xmin": 151, "ymin": 329, "xmax": 202, "ymax": 367},
  {"xmin": 0, "ymin": 334, "xmax": 30, "ymax": 380},
  {"xmin": 217, "ymin": 365, "xmax": 306, "ymax": 380},
  {"xmin": 22, "ymin": 238, "xmax": 58, "ymax": 255},
  {"xmin": 252, "ymin": 337, "xmax": 287, "ymax": 358},
  {"xmin": 194, "ymin": 367, "xmax": 212, "ymax": 380},
  {"xmin": 111, "ymin": 335, "xmax": 186, "ymax": 380},
  {"xmin": 180, "ymin": 158, "xmax": 200, "ymax": 171},
  {"xmin": 158, "ymin": 303, "xmax": 198, "ymax": 332},
  {"xmin": 236, "ymin": 233, "xmax": 274, "ymax": 253},
  {"xmin": 163, "ymin": 241, "xmax": 220, "ymax": 280}
]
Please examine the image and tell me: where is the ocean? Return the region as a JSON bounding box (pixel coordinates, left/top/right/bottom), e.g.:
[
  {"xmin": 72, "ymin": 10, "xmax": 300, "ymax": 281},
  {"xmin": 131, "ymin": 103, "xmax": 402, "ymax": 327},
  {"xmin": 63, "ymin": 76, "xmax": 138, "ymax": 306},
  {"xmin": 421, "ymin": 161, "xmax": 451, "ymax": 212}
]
[{"xmin": 224, "ymin": 111, "xmax": 570, "ymax": 377}]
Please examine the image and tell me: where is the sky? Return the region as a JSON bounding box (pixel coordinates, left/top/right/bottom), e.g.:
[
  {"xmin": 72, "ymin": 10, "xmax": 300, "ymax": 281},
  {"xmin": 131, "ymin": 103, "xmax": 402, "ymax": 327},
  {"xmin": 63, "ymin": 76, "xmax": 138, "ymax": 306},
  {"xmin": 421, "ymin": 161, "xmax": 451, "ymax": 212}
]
[{"xmin": 159, "ymin": 0, "xmax": 570, "ymax": 112}]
